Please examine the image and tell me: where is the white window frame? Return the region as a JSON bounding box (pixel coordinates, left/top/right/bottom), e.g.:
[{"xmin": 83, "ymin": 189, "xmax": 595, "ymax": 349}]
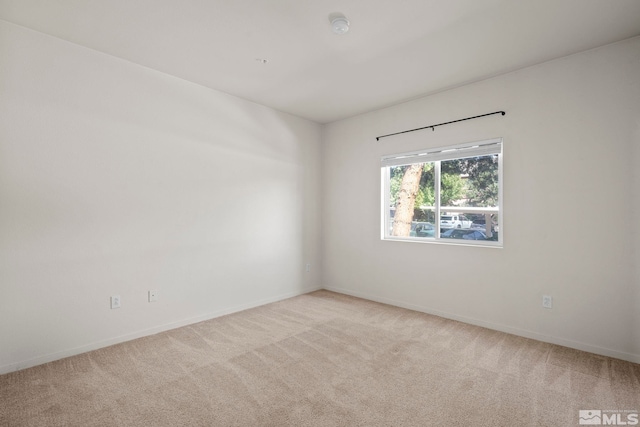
[{"xmin": 381, "ymin": 138, "xmax": 503, "ymax": 247}]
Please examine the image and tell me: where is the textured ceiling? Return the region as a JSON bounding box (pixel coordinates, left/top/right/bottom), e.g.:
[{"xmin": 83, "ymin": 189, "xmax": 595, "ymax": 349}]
[{"xmin": 1, "ymin": 0, "xmax": 639, "ymax": 123}]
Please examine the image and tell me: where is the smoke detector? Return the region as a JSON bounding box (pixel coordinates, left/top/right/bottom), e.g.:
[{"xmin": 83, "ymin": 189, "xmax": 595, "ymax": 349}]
[{"xmin": 330, "ymin": 15, "xmax": 350, "ymax": 35}]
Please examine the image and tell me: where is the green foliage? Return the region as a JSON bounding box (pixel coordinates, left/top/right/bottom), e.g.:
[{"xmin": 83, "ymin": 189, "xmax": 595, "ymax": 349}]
[
  {"xmin": 440, "ymin": 173, "xmax": 465, "ymax": 206},
  {"xmin": 389, "ymin": 168, "xmax": 404, "ymax": 206},
  {"xmin": 459, "ymin": 155, "xmax": 499, "ymax": 207},
  {"xmin": 441, "ymin": 159, "xmax": 464, "ymax": 175},
  {"xmin": 415, "ymin": 185, "xmax": 434, "ymax": 208},
  {"xmin": 416, "ymin": 163, "xmax": 434, "ymax": 208},
  {"xmin": 389, "ymin": 155, "xmax": 497, "ymax": 209}
]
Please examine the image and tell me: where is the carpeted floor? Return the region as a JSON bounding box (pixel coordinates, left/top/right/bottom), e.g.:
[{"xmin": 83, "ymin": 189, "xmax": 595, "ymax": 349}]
[{"xmin": 1, "ymin": 290, "xmax": 638, "ymax": 426}]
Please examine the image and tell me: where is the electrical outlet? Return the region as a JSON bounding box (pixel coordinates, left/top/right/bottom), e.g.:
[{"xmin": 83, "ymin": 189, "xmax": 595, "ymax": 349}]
[
  {"xmin": 305, "ymin": 263, "xmax": 311, "ymax": 273},
  {"xmin": 110, "ymin": 295, "xmax": 121, "ymax": 309},
  {"xmin": 148, "ymin": 290, "xmax": 158, "ymax": 302},
  {"xmin": 542, "ymin": 295, "xmax": 553, "ymax": 309}
]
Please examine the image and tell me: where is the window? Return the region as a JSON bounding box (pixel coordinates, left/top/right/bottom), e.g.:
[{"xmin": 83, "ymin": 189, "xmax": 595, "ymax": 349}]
[{"xmin": 381, "ymin": 138, "xmax": 502, "ymax": 246}]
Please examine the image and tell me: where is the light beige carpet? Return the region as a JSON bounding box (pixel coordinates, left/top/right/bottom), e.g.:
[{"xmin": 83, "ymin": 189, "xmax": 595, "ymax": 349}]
[{"xmin": 1, "ymin": 290, "xmax": 638, "ymax": 426}]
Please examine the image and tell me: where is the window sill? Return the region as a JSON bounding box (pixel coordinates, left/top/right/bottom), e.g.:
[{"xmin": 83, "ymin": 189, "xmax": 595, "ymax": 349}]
[{"xmin": 382, "ymin": 236, "xmax": 503, "ymax": 248}]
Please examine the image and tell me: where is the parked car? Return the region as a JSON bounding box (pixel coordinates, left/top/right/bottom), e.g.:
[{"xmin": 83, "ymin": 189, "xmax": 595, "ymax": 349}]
[
  {"xmin": 410, "ymin": 222, "xmax": 435, "ymax": 238},
  {"xmin": 389, "ymin": 221, "xmax": 435, "ymax": 238},
  {"xmin": 471, "ymin": 218, "xmax": 497, "ymax": 233},
  {"xmin": 440, "ymin": 228, "xmax": 488, "ymax": 240},
  {"xmin": 440, "ymin": 214, "xmax": 472, "ymax": 229}
]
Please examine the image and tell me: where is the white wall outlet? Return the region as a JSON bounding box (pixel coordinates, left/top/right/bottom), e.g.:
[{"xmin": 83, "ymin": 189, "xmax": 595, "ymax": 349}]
[
  {"xmin": 110, "ymin": 295, "xmax": 121, "ymax": 309},
  {"xmin": 542, "ymin": 295, "xmax": 553, "ymax": 309},
  {"xmin": 305, "ymin": 263, "xmax": 311, "ymax": 273},
  {"xmin": 148, "ymin": 290, "xmax": 158, "ymax": 302}
]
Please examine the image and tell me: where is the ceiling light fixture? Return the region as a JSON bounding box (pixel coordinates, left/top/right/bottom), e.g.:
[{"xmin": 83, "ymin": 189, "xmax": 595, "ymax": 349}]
[{"xmin": 330, "ymin": 14, "xmax": 350, "ymax": 35}]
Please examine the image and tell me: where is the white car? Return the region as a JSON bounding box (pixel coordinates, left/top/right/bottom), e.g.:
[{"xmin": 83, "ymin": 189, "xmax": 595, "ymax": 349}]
[{"xmin": 440, "ymin": 214, "xmax": 472, "ymax": 229}]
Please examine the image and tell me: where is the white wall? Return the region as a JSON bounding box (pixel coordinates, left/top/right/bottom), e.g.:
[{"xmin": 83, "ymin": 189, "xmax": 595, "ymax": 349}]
[
  {"xmin": 322, "ymin": 37, "xmax": 640, "ymax": 363},
  {"xmin": 0, "ymin": 21, "xmax": 322, "ymax": 373}
]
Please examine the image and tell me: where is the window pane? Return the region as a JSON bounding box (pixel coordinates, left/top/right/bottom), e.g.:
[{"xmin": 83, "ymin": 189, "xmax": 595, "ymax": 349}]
[
  {"xmin": 439, "ymin": 211, "xmax": 498, "ymax": 241},
  {"xmin": 440, "ymin": 154, "xmax": 499, "ymax": 208},
  {"xmin": 388, "ymin": 163, "xmax": 435, "ymax": 238}
]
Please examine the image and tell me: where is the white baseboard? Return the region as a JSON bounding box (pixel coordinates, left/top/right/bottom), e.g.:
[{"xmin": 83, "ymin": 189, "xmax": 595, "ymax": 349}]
[
  {"xmin": 324, "ymin": 286, "xmax": 640, "ymax": 365},
  {"xmin": 0, "ymin": 286, "xmax": 322, "ymax": 375}
]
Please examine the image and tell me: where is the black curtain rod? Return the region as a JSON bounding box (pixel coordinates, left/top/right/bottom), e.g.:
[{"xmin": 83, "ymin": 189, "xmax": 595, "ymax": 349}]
[{"xmin": 375, "ymin": 111, "xmax": 506, "ymax": 141}]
